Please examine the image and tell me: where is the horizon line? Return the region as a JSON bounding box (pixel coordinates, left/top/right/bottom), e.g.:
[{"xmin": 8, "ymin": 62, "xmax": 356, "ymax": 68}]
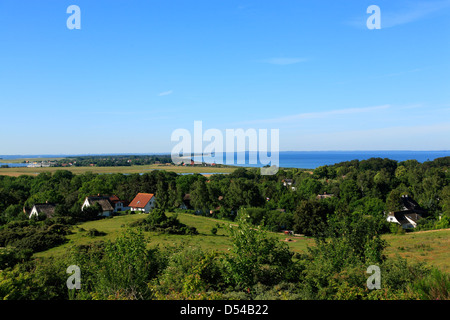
[{"xmin": 1, "ymin": 150, "xmax": 449, "ymax": 157}]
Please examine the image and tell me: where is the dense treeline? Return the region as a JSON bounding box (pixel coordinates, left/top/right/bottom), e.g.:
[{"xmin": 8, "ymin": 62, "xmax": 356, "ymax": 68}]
[
  {"xmin": 0, "ymin": 157, "xmax": 449, "ymax": 300},
  {"xmin": 1, "ymin": 157, "xmax": 449, "ymax": 232},
  {"xmin": 51, "ymin": 155, "xmax": 173, "ymax": 167}
]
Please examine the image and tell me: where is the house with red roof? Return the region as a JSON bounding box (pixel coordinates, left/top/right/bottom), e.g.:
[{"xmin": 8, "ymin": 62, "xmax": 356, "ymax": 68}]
[{"xmin": 129, "ymin": 193, "xmax": 156, "ymax": 213}]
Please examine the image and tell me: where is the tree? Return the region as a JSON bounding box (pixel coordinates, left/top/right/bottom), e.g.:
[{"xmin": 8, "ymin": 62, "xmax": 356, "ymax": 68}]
[
  {"xmin": 386, "ymin": 189, "xmax": 406, "ymax": 213},
  {"xmin": 96, "ymin": 228, "xmax": 155, "ymax": 299},
  {"xmin": 190, "ymin": 179, "xmax": 211, "ymax": 213},
  {"xmin": 155, "ymin": 180, "xmax": 170, "ymax": 211},
  {"xmin": 224, "ymin": 216, "xmax": 296, "ymax": 288},
  {"xmin": 293, "ymin": 200, "xmax": 331, "ymax": 236}
]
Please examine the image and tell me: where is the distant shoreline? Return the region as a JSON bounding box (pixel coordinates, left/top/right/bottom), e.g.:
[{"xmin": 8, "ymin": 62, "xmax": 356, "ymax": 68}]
[{"xmin": 0, "ymin": 150, "xmax": 449, "ymax": 159}]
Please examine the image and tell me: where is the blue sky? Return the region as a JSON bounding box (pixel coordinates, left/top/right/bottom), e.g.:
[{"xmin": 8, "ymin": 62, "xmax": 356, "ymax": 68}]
[{"xmin": 0, "ymin": 0, "xmax": 449, "ymax": 154}]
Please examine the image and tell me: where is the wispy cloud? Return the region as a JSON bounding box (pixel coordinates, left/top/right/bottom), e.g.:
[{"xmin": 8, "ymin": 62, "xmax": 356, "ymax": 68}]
[
  {"xmin": 335, "ymin": 67, "xmax": 429, "ymax": 85},
  {"xmin": 158, "ymin": 90, "xmax": 173, "ymax": 96},
  {"xmin": 292, "ymin": 122, "xmax": 450, "ymax": 151},
  {"xmin": 241, "ymin": 105, "xmax": 391, "ymax": 125},
  {"xmin": 346, "ymin": 0, "xmax": 450, "ymax": 29},
  {"xmin": 259, "ymin": 57, "xmax": 308, "ymax": 65}
]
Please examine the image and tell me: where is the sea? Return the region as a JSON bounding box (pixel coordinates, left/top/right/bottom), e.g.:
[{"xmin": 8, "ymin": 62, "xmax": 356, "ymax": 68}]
[
  {"xmin": 195, "ymin": 150, "xmax": 450, "ymax": 169},
  {"xmin": 2, "ymin": 151, "xmax": 448, "ymax": 170}
]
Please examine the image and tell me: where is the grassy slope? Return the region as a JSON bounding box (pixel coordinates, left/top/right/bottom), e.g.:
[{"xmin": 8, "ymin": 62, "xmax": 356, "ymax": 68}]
[
  {"xmin": 383, "ymin": 229, "xmax": 450, "ymax": 272},
  {"xmin": 34, "ymin": 213, "xmax": 450, "ymax": 273},
  {"xmin": 34, "ymin": 212, "xmax": 313, "ymax": 258}
]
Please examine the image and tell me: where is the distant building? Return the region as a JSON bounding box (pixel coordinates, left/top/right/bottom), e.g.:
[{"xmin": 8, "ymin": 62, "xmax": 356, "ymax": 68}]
[
  {"xmin": 386, "ymin": 195, "xmax": 426, "ymax": 229},
  {"xmin": 317, "ymin": 192, "xmax": 334, "ymax": 199},
  {"xmin": 28, "ymin": 203, "xmax": 56, "ymax": 219},
  {"xmin": 282, "ymin": 179, "xmax": 296, "ymax": 191},
  {"xmin": 81, "ymin": 195, "xmax": 126, "ymax": 217},
  {"xmin": 129, "ymin": 193, "xmax": 156, "ymax": 213},
  {"xmin": 108, "ymin": 195, "xmax": 129, "ymax": 213}
]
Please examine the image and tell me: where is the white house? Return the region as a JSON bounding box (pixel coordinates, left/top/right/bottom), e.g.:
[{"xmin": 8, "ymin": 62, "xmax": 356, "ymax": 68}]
[
  {"xmin": 385, "ymin": 195, "xmax": 426, "ymax": 229},
  {"xmin": 386, "ymin": 211, "xmax": 422, "ymax": 229},
  {"xmin": 129, "ymin": 193, "xmax": 156, "ymax": 213},
  {"xmin": 28, "ymin": 203, "xmax": 56, "ymax": 219},
  {"xmin": 82, "ymin": 195, "xmax": 129, "ymax": 216},
  {"xmin": 82, "ymin": 195, "xmax": 115, "ymax": 217}
]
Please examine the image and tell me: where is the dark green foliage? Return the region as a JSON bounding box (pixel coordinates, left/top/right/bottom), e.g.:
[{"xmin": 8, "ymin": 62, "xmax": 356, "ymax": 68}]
[
  {"xmin": 0, "ymin": 221, "xmax": 69, "ymax": 253},
  {"xmin": 53, "ymin": 155, "xmax": 172, "ymax": 167},
  {"xmin": 224, "ymin": 216, "xmax": 299, "ymax": 289},
  {"xmin": 130, "ymin": 209, "xmax": 198, "ymax": 235},
  {"xmin": 0, "ymin": 247, "xmax": 33, "ymax": 269},
  {"xmin": 293, "ymin": 199, "xmax": 332, "ymax": 236},
  {"xmin": 85, "ymin": 228, "xmax": 106, "ymax": 237}
]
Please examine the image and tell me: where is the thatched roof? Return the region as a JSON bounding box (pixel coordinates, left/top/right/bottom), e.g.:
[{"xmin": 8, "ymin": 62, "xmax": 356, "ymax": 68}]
[{"xmin": 33, "ymin": 203, "xmax": 56, "ymax": 218}]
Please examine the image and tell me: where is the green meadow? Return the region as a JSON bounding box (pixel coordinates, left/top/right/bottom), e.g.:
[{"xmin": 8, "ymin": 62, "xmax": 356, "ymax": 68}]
[{"xmin": 0, "ymin": 164, "xmax": 237, "ymax": 177}]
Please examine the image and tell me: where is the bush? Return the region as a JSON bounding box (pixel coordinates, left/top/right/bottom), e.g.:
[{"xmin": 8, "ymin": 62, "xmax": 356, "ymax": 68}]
[
  {"xmin": 93, "ymin": 228, "xmax": 163, "ymax": 300},
  {"xmin": 151, "ymin": 246, "xmax": 225, "ymax": 299},
  {"xmin": 131, "ymin": 210, "xmax": 198, "ymax": 235},
  {"xmin": 0, "ymin": 222, "xmax": 68, "ymax": 253},
  {"xmin": 0, "ymin": 247, "xmax": 33, "ymax": 269},
  {"xmin": 408, "ymin": 267, "xmax": 450, "ymax": 300},
  {"xmin": 224, "ymin": 216, "xmax": 298, "ymax": 289},
  {"xmin": 86, "ymin": 228, "xmax": 106, "ymax": 237}
]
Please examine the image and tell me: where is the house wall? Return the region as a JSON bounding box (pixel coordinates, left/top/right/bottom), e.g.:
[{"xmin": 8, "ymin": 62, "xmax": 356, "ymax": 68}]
[
  {"xmin": 81, "ymin": 198, "xmax": 90, "ymax": 211},
  {"xmin": 29, "ymin": 206, "xmax": 38, "ymax": 219},
  {"xmin": 387, "ymin": 216, "xmax": 398, "ymax": 223},
  {"xmin": 130, "ymin": 197, "xmax": 156, "ymax": 213}
]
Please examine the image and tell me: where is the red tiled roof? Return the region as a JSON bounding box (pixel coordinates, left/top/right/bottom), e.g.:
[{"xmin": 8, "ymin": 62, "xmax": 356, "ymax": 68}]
[{"xmin": 129, "ymin": 193, "xmax": 155, "ymax": 208}]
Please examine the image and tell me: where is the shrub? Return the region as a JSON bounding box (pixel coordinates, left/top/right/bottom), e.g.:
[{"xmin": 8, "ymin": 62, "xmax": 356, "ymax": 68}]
[
  {"xmin": 408, "ymin": 268, "xmax": 450, "ymax": 300},
  {"xmin": 224, "ymin": 215, "xmax": 298, "ymax": 289},
  {"xmin": 95, "ymin": 228, "xmax": 162, "ymax": 300},
  {"xmin": 86, "ymin": 228, "xmax": 106, "ymax": 237},
  {"xmin": 131, "ymin": 210, "xmax": 198, "ymax": 235},
  {"xmin": 151, "ymin": 246, "xmax": 225, "ymax": 299},
  {"xmin": 0, "ymin": 247, "xmax": 33, "ymax": 269}
]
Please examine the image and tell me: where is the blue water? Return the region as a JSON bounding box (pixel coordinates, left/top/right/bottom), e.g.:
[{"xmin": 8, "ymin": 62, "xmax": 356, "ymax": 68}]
[
  {"xmin": 0, "ymin": 162, "xmax": 29, "ymax": 167},
  {"xmin": 1, "ymin": 151, "xmax": 449, "ymax": 170},
  {"xmin": 197, "ymin": 150, "xmax": 450, "ymax": 169},
  {"xmin": 275, "ymin": 151, "xmax": 450, "ymax": 169}
]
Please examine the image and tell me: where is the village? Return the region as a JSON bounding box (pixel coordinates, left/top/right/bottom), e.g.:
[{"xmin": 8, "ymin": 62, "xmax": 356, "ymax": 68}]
[{"xmin": 24, "ymin": 177, "xmax": 429, "ymax": 232}]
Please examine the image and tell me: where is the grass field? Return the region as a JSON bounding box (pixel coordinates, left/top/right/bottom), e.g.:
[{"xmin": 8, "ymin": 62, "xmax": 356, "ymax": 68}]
[
  {"xmin": 383, "ymin": 229, "xmax": 450, "ymax": 272},
  {"xmin": 34, "ymin": 212, "xmax": 314, "ymax": 259},
  {"xmin": 34, "ymin": 212, "xmax": 450, "ymax": 272},
  {"xmin": 0, "ymin": 164, "xmax": 237, "ymax": 177}
]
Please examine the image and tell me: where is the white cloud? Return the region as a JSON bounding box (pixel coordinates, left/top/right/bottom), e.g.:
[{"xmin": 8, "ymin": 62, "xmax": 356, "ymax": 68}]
[{"xmin": 158, "ymin": 90, "xmax": 173, "ymax": 96}]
